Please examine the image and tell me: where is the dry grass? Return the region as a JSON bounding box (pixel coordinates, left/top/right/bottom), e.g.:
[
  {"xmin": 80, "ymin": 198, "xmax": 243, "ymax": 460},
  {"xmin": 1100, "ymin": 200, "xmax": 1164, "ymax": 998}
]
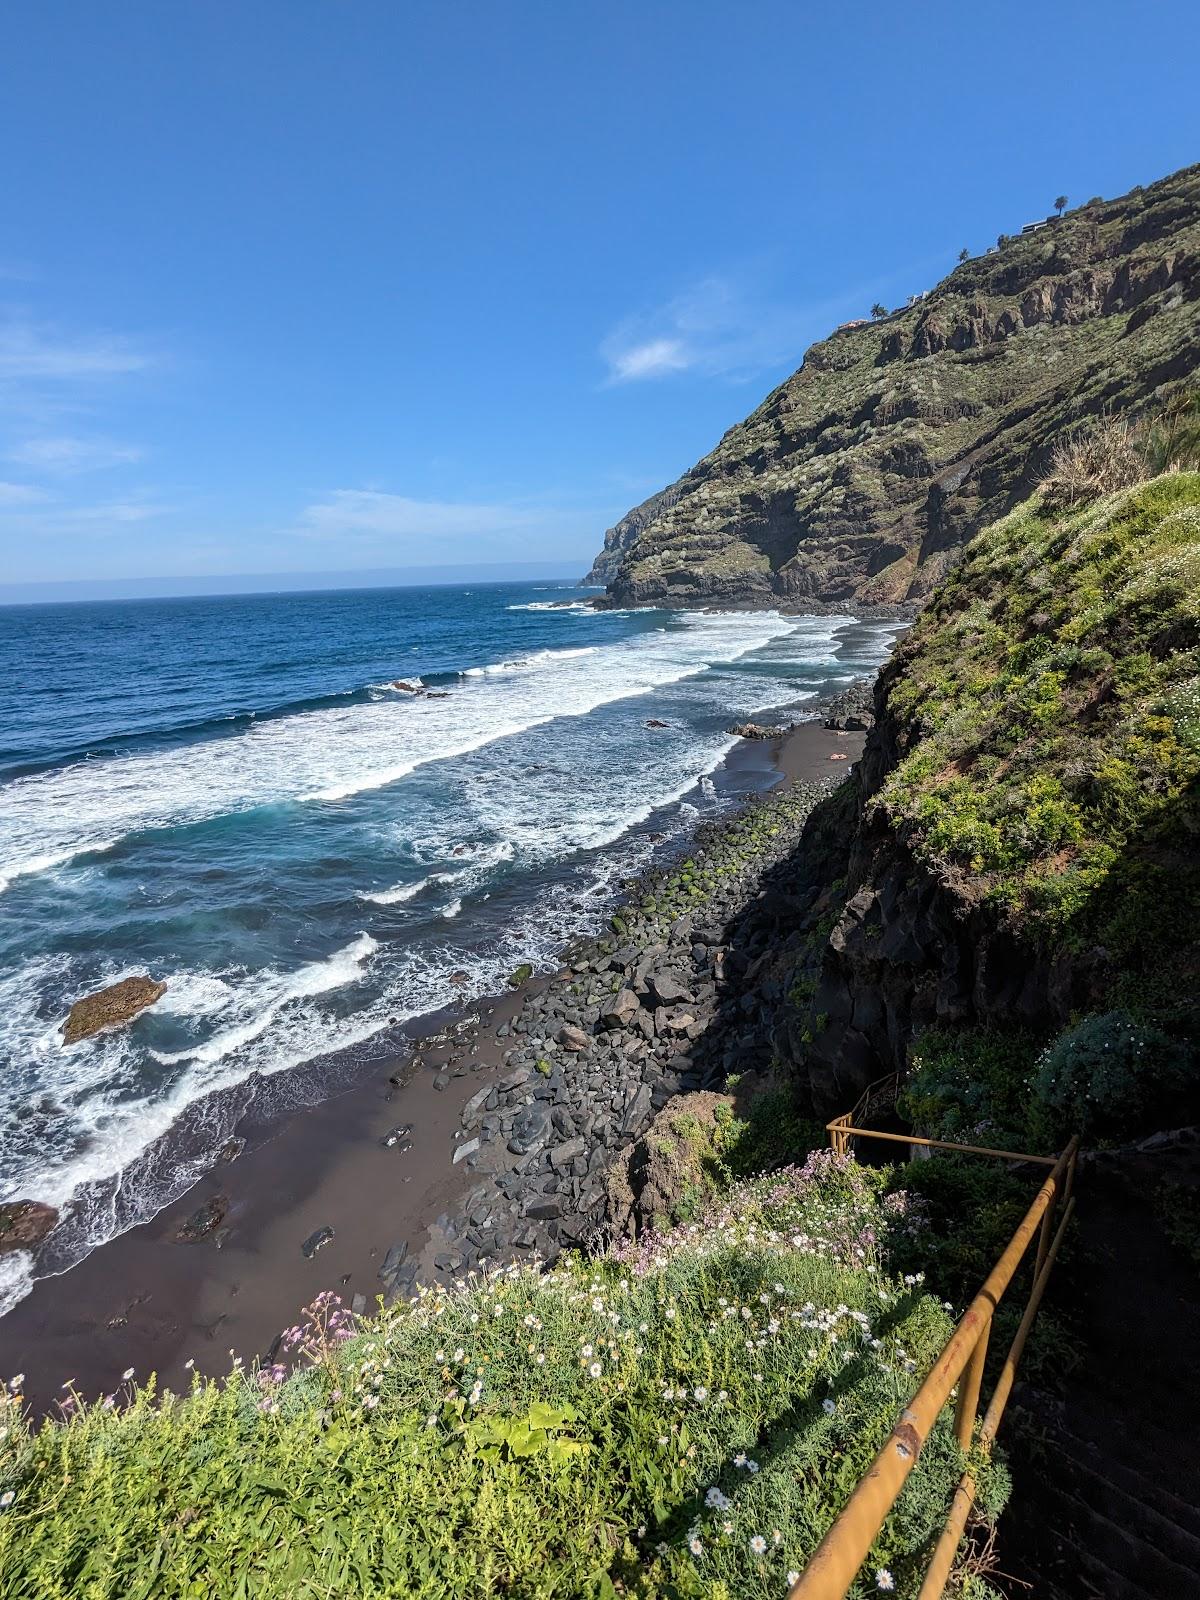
[
  {"xmin": 1041, "ymin": 391, "xmax": 1200, "ymax": 509},
  {"xmin": 1040, "ymin": 414, "xmax": 1148, "ymax": 509}
]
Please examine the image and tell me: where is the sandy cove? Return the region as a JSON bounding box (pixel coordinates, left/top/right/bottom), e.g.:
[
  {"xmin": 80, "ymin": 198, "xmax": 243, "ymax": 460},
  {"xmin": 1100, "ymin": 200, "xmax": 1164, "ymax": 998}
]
[{"xmin": 0, "ymin": 718, "xmax": 865, "ymax": 1413}]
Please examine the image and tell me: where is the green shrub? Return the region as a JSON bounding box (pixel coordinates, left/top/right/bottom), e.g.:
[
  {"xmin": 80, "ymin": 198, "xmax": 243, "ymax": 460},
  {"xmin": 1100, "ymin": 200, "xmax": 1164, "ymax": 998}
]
[
  {"xmin": 875, "ymin": 472, "xmax": 1200, "ymax": 973},
  {"xmin": 717, "ymin": 1087, "xmax": 826, "ymax": 1180},
  {"xmin": 1030, "ymin": 1010, "xmax": 1196, "ymax": 1141},
  {"xmin": 900, "ymin": 1028, "xmax": 1043, "ymax": 1150}
]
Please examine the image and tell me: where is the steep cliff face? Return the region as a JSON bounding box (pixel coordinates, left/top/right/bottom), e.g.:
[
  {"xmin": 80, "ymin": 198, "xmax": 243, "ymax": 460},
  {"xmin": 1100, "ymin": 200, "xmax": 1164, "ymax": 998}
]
[
  {"xmin": 595, "ymin": 165, "xmax": 1200, "ymax": 609},
  {"xmin": 582, "ymin": 482, "xmax": 683, "ymax": 585},
  {"xmin": 770, "ymin": 472, "xmax": 1200, "ymax": 1119}
]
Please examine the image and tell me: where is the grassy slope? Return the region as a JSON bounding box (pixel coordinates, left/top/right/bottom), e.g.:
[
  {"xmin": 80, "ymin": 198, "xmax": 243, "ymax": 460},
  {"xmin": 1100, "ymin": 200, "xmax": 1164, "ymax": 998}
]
[
  {"xmin": 874, "ymin": 472, "xmax": 1200, "ymax": 1149},
  {"xmin": 0, "ymin": 1156, "xmax": 1007, "ymax": 1600},
  {"xmin": 878, "ymin": 472, "xmax": 1200, "ymax": 964}
]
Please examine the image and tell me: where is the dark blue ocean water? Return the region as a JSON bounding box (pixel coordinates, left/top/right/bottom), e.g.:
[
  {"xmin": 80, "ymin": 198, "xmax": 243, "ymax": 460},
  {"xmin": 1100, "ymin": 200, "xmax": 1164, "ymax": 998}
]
[{"xmin": 0, "ymin": 581, "xmax": 900, "ymax": 1310}]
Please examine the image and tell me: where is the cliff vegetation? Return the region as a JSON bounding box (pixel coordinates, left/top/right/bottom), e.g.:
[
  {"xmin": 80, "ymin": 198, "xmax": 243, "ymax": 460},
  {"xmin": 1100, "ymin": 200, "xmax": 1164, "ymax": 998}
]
[{"xmin": 591, "ymin": 165, "xmax": 1200, "ymax": 609}]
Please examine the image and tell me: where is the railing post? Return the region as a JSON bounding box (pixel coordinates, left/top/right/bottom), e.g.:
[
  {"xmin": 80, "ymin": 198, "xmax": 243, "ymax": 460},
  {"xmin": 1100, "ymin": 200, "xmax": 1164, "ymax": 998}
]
[{"xmin": 953, "ymin": 1323, "xmax": 989, "ymax": 1451}]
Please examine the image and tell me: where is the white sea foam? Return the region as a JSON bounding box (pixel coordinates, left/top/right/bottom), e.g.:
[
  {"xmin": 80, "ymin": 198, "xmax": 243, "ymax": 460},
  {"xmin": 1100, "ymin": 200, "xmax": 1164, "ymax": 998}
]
[
  {"xmin": 0, "ymin": 610, "xmax": 796, "ymax": 887},
  {"xmin": 461, "ymin": 645, "xmax": 597, "ymax": 677},
  {"xmin": 359, "ymin": 874, "xmax": 446, "ymax": 905},
  {"xmin": 149, "ymin": 934, "xmax": 377, "ymax": 1068},
  {"xmin": 0, "ymin": 867, "xmax": 662, "ymax": 1312},
  {"xmin": 506, "ymin": 600, "xmax": 596, "ymax": 613},
  {"xmin": 0, "ymin": 607, "xmax": 901, "ymax": 1314},
  {"xmin": 357, "ymin": 839, "xmax": 516, "ymax": 905},
  {"xmin": 0, "ymin": 1253, "xmax": 34, "ymax": 1320}
]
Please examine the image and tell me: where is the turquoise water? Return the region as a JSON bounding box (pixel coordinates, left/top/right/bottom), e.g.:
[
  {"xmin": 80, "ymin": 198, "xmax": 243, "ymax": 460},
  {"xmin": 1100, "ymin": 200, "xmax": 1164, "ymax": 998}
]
[{"xmin": 0, "ymin": 581, "xmax": 900, "ymax": 1309}]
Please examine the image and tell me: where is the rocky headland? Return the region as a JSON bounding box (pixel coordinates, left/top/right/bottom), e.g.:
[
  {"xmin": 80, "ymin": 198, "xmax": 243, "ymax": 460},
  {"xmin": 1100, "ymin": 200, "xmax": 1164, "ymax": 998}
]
[{"xmin": 586, "ymin": 164, "xmax": 1200, "ymax": 609}]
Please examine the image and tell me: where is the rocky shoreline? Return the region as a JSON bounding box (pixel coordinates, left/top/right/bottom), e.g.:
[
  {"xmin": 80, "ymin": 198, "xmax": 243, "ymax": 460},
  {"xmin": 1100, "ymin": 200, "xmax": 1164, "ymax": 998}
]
[
  {"xmin": 0, "ymin": 716, "xmax": 870, "ymax": 1409},
  {"xmin": 370, "ymin": 776, "xmax": 838, "ymax": 1304}
]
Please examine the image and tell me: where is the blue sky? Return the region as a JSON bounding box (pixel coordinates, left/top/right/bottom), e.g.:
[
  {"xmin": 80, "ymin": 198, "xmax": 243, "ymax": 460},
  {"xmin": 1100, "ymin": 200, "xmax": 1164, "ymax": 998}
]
[{"xmin": 1, "ymin": 1, "xmax": 1197, "ymax": 598}]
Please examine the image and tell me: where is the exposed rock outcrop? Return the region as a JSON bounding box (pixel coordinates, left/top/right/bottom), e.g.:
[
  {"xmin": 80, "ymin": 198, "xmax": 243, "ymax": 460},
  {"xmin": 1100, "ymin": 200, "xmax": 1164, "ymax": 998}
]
[
  {"xmin": 591, "ymin": 165, "xmax": 1200, "ymax": 609},
  {"xmin": 0, "ymin": 1200, "xmax": 58, "ymax": 1254},
  {"xmin": 62, "ymin": 976, "xmax": 167, "ymax": 1044},
  {"xmin": 604, "ymin": 1091, "xmax": 733, "ymax": 1236},
  {"xmin": 581, "ymin": 482, "xmax": 684, "ymax": 586}
]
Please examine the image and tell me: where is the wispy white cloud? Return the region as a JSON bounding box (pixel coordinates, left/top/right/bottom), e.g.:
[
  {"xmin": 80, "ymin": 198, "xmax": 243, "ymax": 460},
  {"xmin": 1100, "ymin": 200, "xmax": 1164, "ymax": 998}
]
[
  {"xmin": 6, "ymin": 434, "xmax": 145, "ymax": 473},
  {"xmin": 61, "ymin": 497, "xmax": 170, "ymax": 524},
  {"xmin": 0, "ymin": 314, "xmax": 154, "ymax": 382},
  {"xmin": 606, "ymin": 337, "xmax": 691, "ymax": 382},
  {"xmin": 300, "ymin": 489, "xmax": 558, "ymax": 540},
  {"xmin": 0, "ymin": 489, "xmax": 170, "ymax": 527},
  {"xmin": 601, "ymin": 272, "xmax": 855, "ymax": 386},
  {"xmin": 0, "ymin": 479, "xmax": 49, "ymax": 505}
]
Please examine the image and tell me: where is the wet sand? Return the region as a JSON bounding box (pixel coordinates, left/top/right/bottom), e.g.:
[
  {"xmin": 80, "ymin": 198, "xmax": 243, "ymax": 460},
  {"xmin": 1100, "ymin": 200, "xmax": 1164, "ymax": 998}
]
[{"xmin": 0, "ymin": 720, "xmax": 863, "ymax": 1413}]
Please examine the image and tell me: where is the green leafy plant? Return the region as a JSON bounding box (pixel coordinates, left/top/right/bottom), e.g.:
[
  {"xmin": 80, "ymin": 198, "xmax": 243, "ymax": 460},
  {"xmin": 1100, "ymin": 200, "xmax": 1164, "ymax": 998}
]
[{"xmin": 1030, "ymin": 1010, "xmax": 1195, "ymax": 1142}]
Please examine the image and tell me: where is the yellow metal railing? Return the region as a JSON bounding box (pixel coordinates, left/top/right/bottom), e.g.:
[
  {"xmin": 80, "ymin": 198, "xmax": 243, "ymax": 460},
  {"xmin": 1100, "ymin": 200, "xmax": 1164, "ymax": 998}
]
[{"xmin": 788, "ymin": 1112, "xmax": 1079, "ymax": 1600}]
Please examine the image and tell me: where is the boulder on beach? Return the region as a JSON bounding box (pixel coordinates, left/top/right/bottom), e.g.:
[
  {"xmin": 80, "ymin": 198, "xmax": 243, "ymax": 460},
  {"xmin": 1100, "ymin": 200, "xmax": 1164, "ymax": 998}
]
[
  {"xmin": 727, "ymin": 722, "xmax": 786, "ymax": 740},
  {"xmin": 62, "ymin": 975, "xmax": 167, "ymax": 1045},
  {"xmin": 0, "ymin": 1199, "xmax": 58, "ymax": 1254},
  {"xmin": 175, "ymin": 1194, "xmax": 228, "ymax": 1242},
  {"xmin": 601, "ymin": 988, "xmax": 641, "ymax": 1029}
]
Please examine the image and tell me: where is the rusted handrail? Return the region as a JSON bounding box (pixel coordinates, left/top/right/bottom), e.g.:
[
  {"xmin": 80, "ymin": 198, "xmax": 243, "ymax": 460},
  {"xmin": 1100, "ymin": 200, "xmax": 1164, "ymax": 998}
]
[
  {"xmin": 917, "ymin": 1190, "xmax": 1075, "ymax": 1599},
  {"xmin": 827, "ymin": 1072, "xmax": 900, "ymax": 1158},
  {"xmin": 788, "ymin": 1135, "xmax": 1079, "ymax": 1600},
  {"xmin": 828, "ymin": 1123, "xmax": 1058, "ymax": 1167}
]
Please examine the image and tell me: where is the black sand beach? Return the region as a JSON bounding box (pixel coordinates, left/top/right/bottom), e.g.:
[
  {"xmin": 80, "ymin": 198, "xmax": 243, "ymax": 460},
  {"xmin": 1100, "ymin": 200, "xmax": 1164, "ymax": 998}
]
[{"xmin": 0, "ymin": 720, "xmax": 864, "ymax": 1412}]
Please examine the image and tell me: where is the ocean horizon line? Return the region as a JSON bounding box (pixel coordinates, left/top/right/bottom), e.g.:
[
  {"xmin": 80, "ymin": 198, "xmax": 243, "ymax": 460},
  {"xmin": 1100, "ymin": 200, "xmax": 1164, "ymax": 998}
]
[{"xmin": 0, "ymin": 561, "xmax": 597, "ymax": 609}]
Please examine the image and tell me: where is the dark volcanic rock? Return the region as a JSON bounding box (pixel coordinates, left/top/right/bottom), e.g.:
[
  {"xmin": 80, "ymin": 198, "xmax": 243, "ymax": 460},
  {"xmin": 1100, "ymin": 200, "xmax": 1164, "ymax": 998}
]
[
  {"xmin": 508, "ymin": 1105, "xmax": 551, "ymax": 1154},
  {"xmin": 301, "ymin": 1226, "xmax": 335, "ymax": 1259},
  {"xmin": 648, "ymin": 972, "xmax": 692, "ymax": 1006},
  {"xmin": 601, "ymin": 988, "xmax": 640, "ymax": 1028},
  {"xmin": 175, "ymin": 1195, "xmax": 228, "ymax": 1242}
]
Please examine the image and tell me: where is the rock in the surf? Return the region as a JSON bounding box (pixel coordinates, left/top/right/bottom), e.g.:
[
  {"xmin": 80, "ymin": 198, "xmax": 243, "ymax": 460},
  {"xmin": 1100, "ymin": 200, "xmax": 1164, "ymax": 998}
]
[
  {"xmin": 0, "ymin": 1199, "xmax": 58, "ymax": 1254},
  {"xmin": 389, "ymin": 679, "xmax": 425, "ymax": 694},
  {"xmin": 727, "ymin": 721, "xmax": 786, "ymax": 740},
  {"xmin": 61, "ymin": 975, "xmax": 167, "ymax": 1045}
]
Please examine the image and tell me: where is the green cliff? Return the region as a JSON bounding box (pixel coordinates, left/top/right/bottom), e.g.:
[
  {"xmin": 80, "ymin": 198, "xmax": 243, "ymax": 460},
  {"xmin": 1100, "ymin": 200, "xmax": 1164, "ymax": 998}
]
[
  {"xmin": 774, "ymin": 468, "xmax": 1200, "ymax": 1139},
  {"xmin": 593, "ymin": 164, "xmax": 1200, "ymax": 609}
]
